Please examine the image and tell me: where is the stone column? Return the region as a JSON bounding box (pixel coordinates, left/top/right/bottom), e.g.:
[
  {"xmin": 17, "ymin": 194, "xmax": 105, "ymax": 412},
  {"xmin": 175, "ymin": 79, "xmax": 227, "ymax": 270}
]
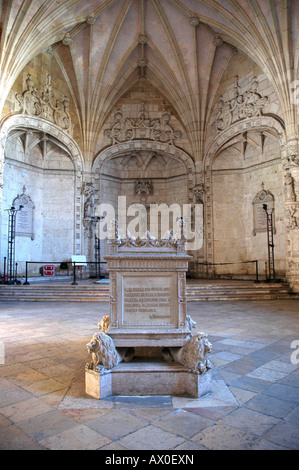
[{"xmin": 283, "ymin": 138, "xmax": 299, "ymax": 292}]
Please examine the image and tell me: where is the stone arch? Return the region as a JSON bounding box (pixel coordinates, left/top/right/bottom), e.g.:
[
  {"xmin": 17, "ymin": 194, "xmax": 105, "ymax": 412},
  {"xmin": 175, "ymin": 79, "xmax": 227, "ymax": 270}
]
[
  {"xmin": 90, "ymin": 140, "xmax": 196, "ymax": 272},
  {"xmin": 0, "ymin": 114, "xmax": 84, "ymax": 176},
  {"xmin": 0, "ymin": 114, "xmax": 85, "ymax": 257},
  {"xmin": 93, "ymin": 140, "xmax": 195, "ymax": 175},
  {"xmin": 92, "ymin": 140, "xmax": 196, "ymax": 205},
  {"xmin": 204, "ymin": 116, "xmax": 285, "ymax": 171},
  {"xmin": 202, "ymin": 116, "xmax": 286, "ymax": 275}
]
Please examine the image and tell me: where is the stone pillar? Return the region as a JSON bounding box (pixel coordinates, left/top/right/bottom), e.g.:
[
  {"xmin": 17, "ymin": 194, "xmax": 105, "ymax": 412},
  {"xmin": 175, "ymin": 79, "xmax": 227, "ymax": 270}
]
[{"xmin": 283, "ymin": 139, "xmax": 299, "ymax": 292}]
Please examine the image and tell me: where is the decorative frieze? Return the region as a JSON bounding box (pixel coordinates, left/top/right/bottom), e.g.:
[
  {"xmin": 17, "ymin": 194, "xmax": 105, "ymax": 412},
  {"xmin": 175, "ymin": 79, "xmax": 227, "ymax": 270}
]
[
  {"xmin": 215, "ymin": 76, "xmax": 268, "ymax": 133},
  {"xmin": 286, "ymin": 204, "xmax": 298, "ymax": 231},
  {"xmin": 104, "ymin": 103, "xmax": 181, "ymax": 146},
  {"xmin": 15, "ymin": 74, "xmax": 73, "ymax": 136}
]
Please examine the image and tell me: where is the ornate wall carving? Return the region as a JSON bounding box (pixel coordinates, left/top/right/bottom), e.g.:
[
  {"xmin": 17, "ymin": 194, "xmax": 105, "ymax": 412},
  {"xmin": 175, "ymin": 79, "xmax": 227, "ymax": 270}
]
[
  {"xmin": 215, "ymin": 76, "xmax": 268, "ymax": 133},
  {"xmin": 104, "ymin": 103, "xmax": 181, "ymax": 147},
  {"xmin": 15, "ymin": 74, "xmax": 73, "ymax": 136}
]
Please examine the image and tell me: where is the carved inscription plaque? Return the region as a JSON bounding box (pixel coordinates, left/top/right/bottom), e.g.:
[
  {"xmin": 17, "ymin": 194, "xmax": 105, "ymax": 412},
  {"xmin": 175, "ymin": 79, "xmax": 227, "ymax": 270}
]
[
  {"xmin": 13, "ymin": 188, "xmax": 35, "ymax": 239},
  {"xmin": 16, "ymin": 208, "xmax": 33, "ymax": 235},
  {"xmin": 121, "ymin": 274, "xmax": 175, "ymax": 327},
  {"xmin": 252, "ymin": 186, "xmax": 275, "ymax": 236}
]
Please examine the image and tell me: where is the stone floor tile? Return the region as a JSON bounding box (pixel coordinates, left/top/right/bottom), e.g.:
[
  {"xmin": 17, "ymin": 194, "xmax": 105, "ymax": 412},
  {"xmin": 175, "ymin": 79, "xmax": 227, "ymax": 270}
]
[
  {"xmin": 191, "ymin": 424, "xmax": 260, "ymax": 450},
  {"xmin": 251, "ymin": 439, "xmax": 290, "ymax": 450},
  {"xmin": 86, "ymin": 410, "xmax": 148, "ymax": 440},
  {"xmin": 0, "ymin": 377, "xmax": 15, "ymax": 391},
  {"xmin": 244, "ymin": 393, "xmax": 297, "ymax": 419},
  {"xmin": 183, "ymin": 406, "xmax": 237, "ymax": 421},
  {"xmin": 285, "ymin": 406, "xmax": 299, "ymax": 423},
  {"xmin": 219, "ymin": 407, "xmax": 280, "ymax": 436},
  {"xmin": 9, "ymin": 368, "xmax": 50, "ymax": 386},
  {"xmin": 105, "ymin": 395, "xmax": 173, "ymax": 409},
  {"xmin": 0, "ymin": 412, "xmax": 12, "ymax": 428},
  {"xmin": 129, "ymin": 408, "xmax": 174, "ymax": 423},
  {"xmin": 229, "ymin": 375, "xmax": 272, "ymax": 393},
  {"xmin": 59, "ymin": 408, "xmax": 111, "ymax": 423},
  {"xmin": 173, "ymin": 440, "xmax": 208, "ymax": 450},
  {"xmin": 216, "ymin": 339, "xmax": 265, "ymax": 350},
  {"xmin": 40, "ymin": 363, "xmax": 75, "ymax": 379},
  {"xmin": 116, "ymin": 424, "xmax": 185, "ymax": 450},
  {"xmin": 278, "ymin": 373, "xmax": 299, "ymax": 388},
  {"xmin": 16, "ymin": 409, "xmax": 78, "ymax": 442},
  {"xmin": 21, "ymin": 377, "xmax": 67, "ymax": 397},
  {"xmin": 211, "ymin": 351, "xmax": 243, "ymax": 362},
  {"xmin": 0, "ymin": 383, "xmax": 34, "ymax": 407},
  {"xmin": 261, "ymin": 383, "xmax": 299, "ymax": 404},
  {"xmin": 247, "ymin": 349, "xmax": 281, "ymax": 361},
  {"xmin": 264, "ymin": 421, "xmax": 299, "ymax": 450},
  {"xmin": 247, "ymin": 366, "xmax": 289, "ymax": 382},
  {"xmin": 40, "ymin": 423, "xmax": 111, "ymax": 450},
  {"xmin": 229, "ymin": 386, "xmax": 257, "ymax": 405},
  {"xmin": 151, "ymin": 409, "xmax": 214, "ymax": 439},
  {"xmin": 37, "ymin": 386, "xmax": 69, "ymax": 408},
  {"xmin": 221, "ymin": 359, "xmax": 262, "ymax": 375},
  {"xmin": 217, "ymin": 369, "xmax": 241, "ymax": 384},
  {"xmin": 0, "ymin": 424, "xmax": 40, "ymax": 450},
  {"xmin": 99, "ymin": 441, "xmax": 128, "ymax": 450},
  {"xmin": 0, "ymin": 396, "xmax": 54, "ymax": 423}
]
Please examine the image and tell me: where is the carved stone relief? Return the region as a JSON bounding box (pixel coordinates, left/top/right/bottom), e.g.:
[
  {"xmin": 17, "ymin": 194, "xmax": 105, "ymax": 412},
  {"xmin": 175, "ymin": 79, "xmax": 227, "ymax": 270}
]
[
  {"xmin": 15, "ymin": 74, "xmax": 73, "ymax": 135},
  {"xmin": 104, "ymin": 103, "xmax": 181, "ymax": 146},
  {"xmin": 284, "ymin": 172, "xmax": 296, "ymax": 202},
  {"xmin": 134, "ymin": 178, "xmax": 153, "ymax": 205},
  {"xmin": 82, "ymin": 182, "xmax": 97, "ymax": 239},
  {"xmin": 192, "ymin": 179, "xmax": 205, "ymax": 204},
  {"xmin": 215, "ymin": 76, "xmax": 268, "ymax": 133},
  {"xmin": 286, "ymin": 205, "xmax": 298, "ymax": 231}
]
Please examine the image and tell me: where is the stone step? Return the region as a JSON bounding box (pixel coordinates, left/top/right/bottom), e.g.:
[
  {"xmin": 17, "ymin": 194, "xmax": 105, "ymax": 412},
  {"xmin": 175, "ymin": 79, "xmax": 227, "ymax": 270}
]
[{"xmin": 0, "ymin": 281, "xmax": 296, "ymax": 301}]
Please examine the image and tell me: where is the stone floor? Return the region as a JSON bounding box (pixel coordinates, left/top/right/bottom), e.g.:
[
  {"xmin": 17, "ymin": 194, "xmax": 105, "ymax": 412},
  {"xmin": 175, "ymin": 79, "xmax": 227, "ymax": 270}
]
[{"xmin": 0, "ymin": 299, "xmax": 299, "ymax": 451}]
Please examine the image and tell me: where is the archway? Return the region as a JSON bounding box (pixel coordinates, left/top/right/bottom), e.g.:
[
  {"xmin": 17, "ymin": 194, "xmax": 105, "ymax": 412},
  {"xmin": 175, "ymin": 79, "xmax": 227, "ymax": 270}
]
[
  {"xmin": 203, "ymin": 117, "xmax": 286, "ymax": 280},
  {"xmin": 91, "ymin": 141, "xmax": 196, "ymax": 275},
  {"xmin": 0, "ymin": 115, "xmax": 85, "ymax": 277}
]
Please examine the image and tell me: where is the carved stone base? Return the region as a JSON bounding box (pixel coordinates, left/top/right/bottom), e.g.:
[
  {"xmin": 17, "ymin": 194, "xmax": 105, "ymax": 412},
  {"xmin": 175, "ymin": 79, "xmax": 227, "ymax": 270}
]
[{"xmin": 85, "ymin": 360, "xmax": 213, "ymax": 399}]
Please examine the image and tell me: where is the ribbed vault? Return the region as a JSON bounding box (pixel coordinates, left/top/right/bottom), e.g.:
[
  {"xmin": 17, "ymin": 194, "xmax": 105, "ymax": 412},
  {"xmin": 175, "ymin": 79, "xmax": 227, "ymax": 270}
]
[{"xmin": 1, "ymin": 0, "xmax": 298, "ymax": 163}]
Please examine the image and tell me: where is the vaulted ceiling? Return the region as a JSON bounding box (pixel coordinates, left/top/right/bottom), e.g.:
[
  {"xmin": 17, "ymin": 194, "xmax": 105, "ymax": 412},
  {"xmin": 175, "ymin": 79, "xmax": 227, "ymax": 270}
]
[{"xmin": 1, "ymin": 0, "xmax": 298, "ymax": 159}]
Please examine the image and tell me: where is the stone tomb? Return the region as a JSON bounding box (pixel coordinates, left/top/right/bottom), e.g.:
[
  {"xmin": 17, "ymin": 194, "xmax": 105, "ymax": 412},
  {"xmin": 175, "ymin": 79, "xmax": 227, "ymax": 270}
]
[{"xmin": 85, "ymin": 221, "xmax": 213, "ymax": 399}]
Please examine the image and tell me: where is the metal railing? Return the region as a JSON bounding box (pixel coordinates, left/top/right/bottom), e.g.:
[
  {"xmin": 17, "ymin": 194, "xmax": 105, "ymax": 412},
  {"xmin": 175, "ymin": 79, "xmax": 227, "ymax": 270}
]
[
  {"xmin": 1, "ymin": 258, "xmax": 275, "ymax": 286},
  {"xmin": 22, "ymin": 260, "xmax": 107, "ymax": 285},
  {"xmin": 197, "ymin": 259, "xmax": 260, "ymax": 283}
]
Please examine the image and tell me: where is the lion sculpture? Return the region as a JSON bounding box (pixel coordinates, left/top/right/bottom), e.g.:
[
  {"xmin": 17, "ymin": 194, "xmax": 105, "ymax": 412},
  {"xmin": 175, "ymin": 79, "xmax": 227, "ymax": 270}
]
[
  {"xmin": 98, "ymin": 315, "xmax": 110, "ymax": 333},
  {"xmin": 185, "ymin": 314, "xmax": 196, "ymax": 332},
  {"xmin": 86, "ymin": 332, "xmax": 122, "ymax": 371},
  {"xmin": 169, "ymin": 332, "xmax": 212, "ymax": 374}
]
